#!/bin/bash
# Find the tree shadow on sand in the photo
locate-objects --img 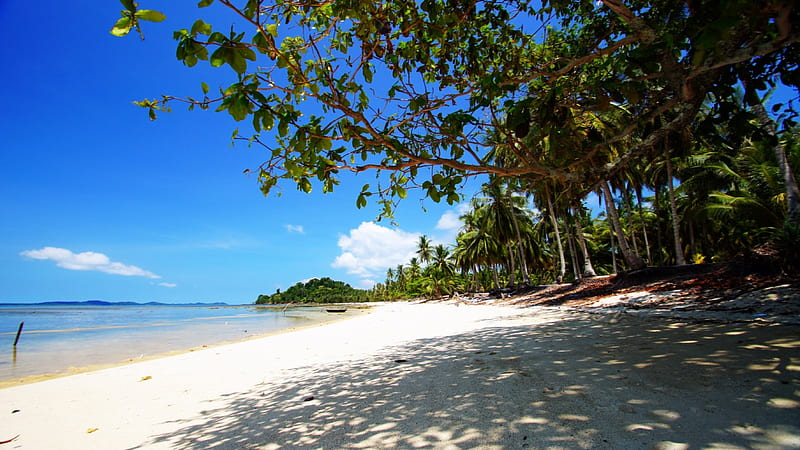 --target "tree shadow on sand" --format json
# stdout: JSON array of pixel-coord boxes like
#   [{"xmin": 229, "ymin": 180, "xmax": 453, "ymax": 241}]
[{"xmin": 136, "ymin": 314, "xmax": 800, "ymax": 449}]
